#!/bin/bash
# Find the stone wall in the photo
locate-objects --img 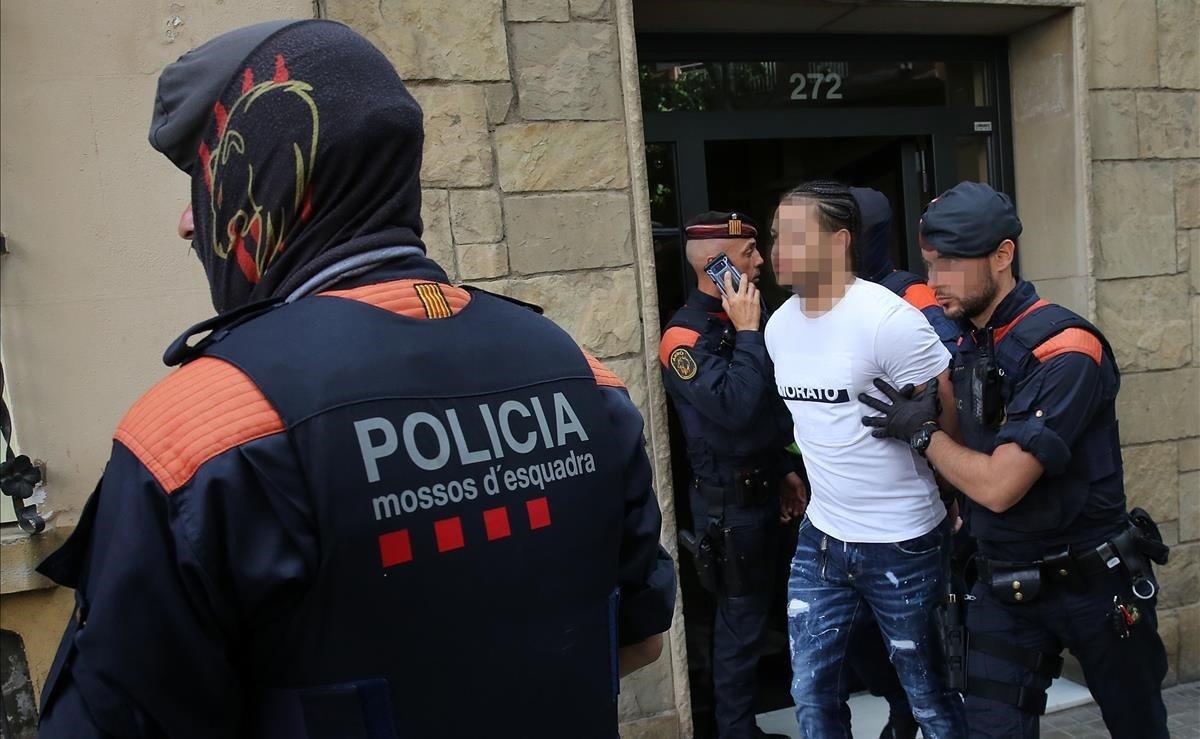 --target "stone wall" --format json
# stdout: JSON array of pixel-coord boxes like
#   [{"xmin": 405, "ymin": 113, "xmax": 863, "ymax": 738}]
[
  {"xmin": 319, "ymin": 0, "xmax": 684, "ymax": 734},
  {"xmin": 1087, "ymin": 0, "xmax": 1200, "ymax": 686}
]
